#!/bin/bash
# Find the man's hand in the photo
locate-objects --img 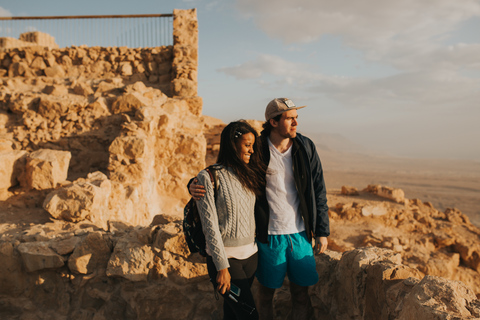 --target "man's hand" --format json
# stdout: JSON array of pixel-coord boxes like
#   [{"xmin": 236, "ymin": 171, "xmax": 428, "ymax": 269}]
[
  {"xmin": 189, "ymin": 177, "xmax": 206, "ymax": 200},
  {"xmin": 216, "ymin": 268, "xmax": 231, "ymax": 294},
  {"xmin": 314, "ymin": 236, "xmax": 328, "ymax": 255}
]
